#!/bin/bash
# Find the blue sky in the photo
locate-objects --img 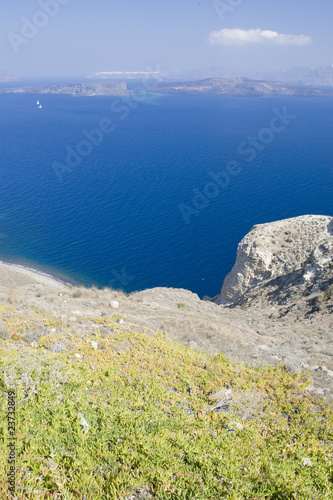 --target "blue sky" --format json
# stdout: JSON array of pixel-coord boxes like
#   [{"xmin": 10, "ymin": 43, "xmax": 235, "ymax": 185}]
[{"xmin": 1, "ymin": 0, "xmax": 332, "ymax": 78}]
